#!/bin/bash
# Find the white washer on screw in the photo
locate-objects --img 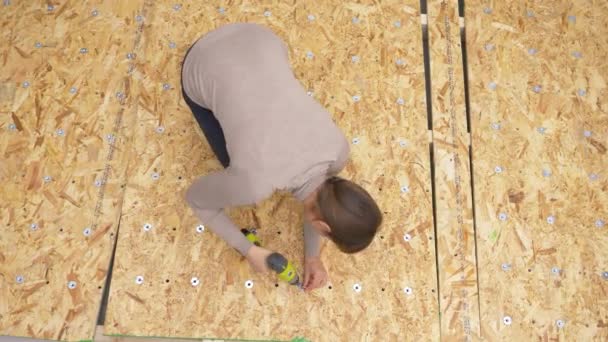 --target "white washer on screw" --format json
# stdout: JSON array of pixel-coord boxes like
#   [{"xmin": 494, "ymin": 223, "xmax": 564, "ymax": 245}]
[
  {"xmin": 403, "ymin": 287, "xmax": 413, "ymax": 295},
  {"xmin": 135, "ymin": 276, "xmax": 144, "ymax": 285},
  {"xmin": 143, "ymin": 223, "xmax": 153, "ymax": 232},
  {"xmin": 353, "ymin": 283, "xmax": 362, "ymax": 292},
  {"xmin": 245, "ymin": 280, "xmax": 254, "ymax": 289},
  {"xmin": 503, "ymin": 316, "xmax": 512, "ymax": 326},
  {"xmin": 68, "ymin": 281, "xmax": 77, "ymax": 289},
  {"xmin": 191, "ymin": 277, "xmax": 200, "ymax": 287},
  {"xmin": 556, "ymin": 319, "xmax": 566, "ymax": 329},
  {"xmin": 196, "ymin": 225, "xmax": 205, "ymax": 233},
  {"xmin": 403, "ymin": 233, "xmax": 412, "ymax": 242},
  {"xmin": 83, "ymin": 227, "xmax": 92, "ymax": 237}
]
